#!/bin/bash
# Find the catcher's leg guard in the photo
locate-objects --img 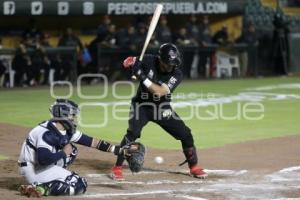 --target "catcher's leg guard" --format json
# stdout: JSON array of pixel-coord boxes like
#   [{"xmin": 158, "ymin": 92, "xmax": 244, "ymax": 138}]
[
  {"xmin": 65, "ymin": 172, "xmax": 87, "ymax": 195},
  {"xmin": 43, "ymin": 180, "xmax": 70, "ymax": 196},
  {"xmin": 74, "ymin": 177, "xmax": 87, "ymax": 194},
  {"xmin": 43, "ymin": 173, "xmax": 87, "ymax": 196}
]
